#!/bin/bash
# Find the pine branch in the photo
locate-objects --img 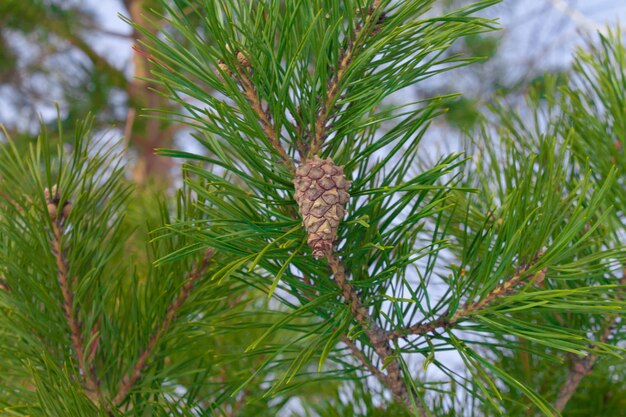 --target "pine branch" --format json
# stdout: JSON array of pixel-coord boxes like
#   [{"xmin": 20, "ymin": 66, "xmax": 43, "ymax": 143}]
[
  {"xmin": 110, "ymin": 248, "xmax": 214, "ymax": 407},
  {"xmin": 309, "ymin": 0, "xmax": 385, "ymax": 156},
  {"xmin": 220, "ymin": 50, "xmax": 294, "ymax": 170},
  {"xmin": 47, "ymin": 188, "xmax": 102, "ymax": 402},
  {"xmin": 0, "ymin": 188, "xmax": 23, "ymax": 212},
  {"xmin": 327, "ymin": 254, "xmax": 426, "ymax": 416},
  {"xmin": 552, "ymin": 268, "xmax": 626, "ymax": 413},
  {"xmin": 450, "ymin": 259, "xmax": 547, "ymax": 323},
  {"xmin": 340, "ymin": 335, "xmax": 387, "ymax": 385},
  {"xmin": 387, "ymin": 315, "xmax": 451, "ymax": 341},
  {"xmin": 387, "ymin": 252, "xmax": 547, "ymax": 341},
  {"xmin": 552, "ymin": 337, "xmax": 604, "ymax": 414},
  {"xmin": 239, "ymin": 71, "xmax": 293, "ymax": 170},
  {"xmin": 298, "ymin": 271, "xmax": 387, "ymax": 387}
]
